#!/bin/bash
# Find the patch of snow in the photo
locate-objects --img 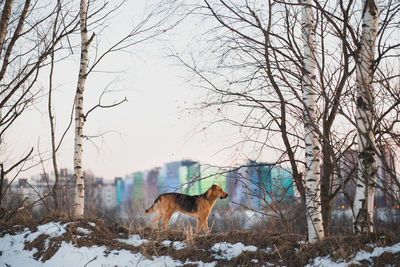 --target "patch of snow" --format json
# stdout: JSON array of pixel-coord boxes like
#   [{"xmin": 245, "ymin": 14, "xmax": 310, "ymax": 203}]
[
  {"xmin": 307, "ymin": 243, "xmax": 400, "ymax": 267},
  {"xmin": 306, "ymin": 255, "xmax": 347, "ymax": 267},
  {"xmin": 0, "ymin": 232, "xmax": 42, "ymax": 267},
  {"xmin": 184, "ymin": 259, "xmax": 217, "ymax": 267},
  {"xmin": 26, "ymin": 222, "xmax": 69, "ymax": 242},
  {"xmin": 45, "ymin": 242, "xmax": 182, "ymax": 267},
  {"xmin": 162, "ymin": 240, "xmax": 172, "ymax": 246},
  {"xmin": 162, "ymin": 240, "xmax": 186, "ymax": 250},
  {"xmin": 172, "ymin": 241, "xmax": 186, "ymax": 250},
  {"xmin": 251, "ymin": 259, "xmax": 259, "ymax": 263},
  {"xmin": 353, "ymin": 243, "xmax": 400, "ymax": 263},
  {"xmin": 211, "ymin": 242, "xmax": 257, "ymax": 260},
  {"xmin": 88, "ymin": 222, "xmax": 96, "ymax": 227},
  {"xmin": 116, "ymin": 234, "xmax": 148, "ymax": 247},
  {"xmin": 76, "ymin": 227, "xmax": 92, "ymax": 235},
  {"xmin": 44, "ymin": 239, "xmax": 50, "ymax": 252}
]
